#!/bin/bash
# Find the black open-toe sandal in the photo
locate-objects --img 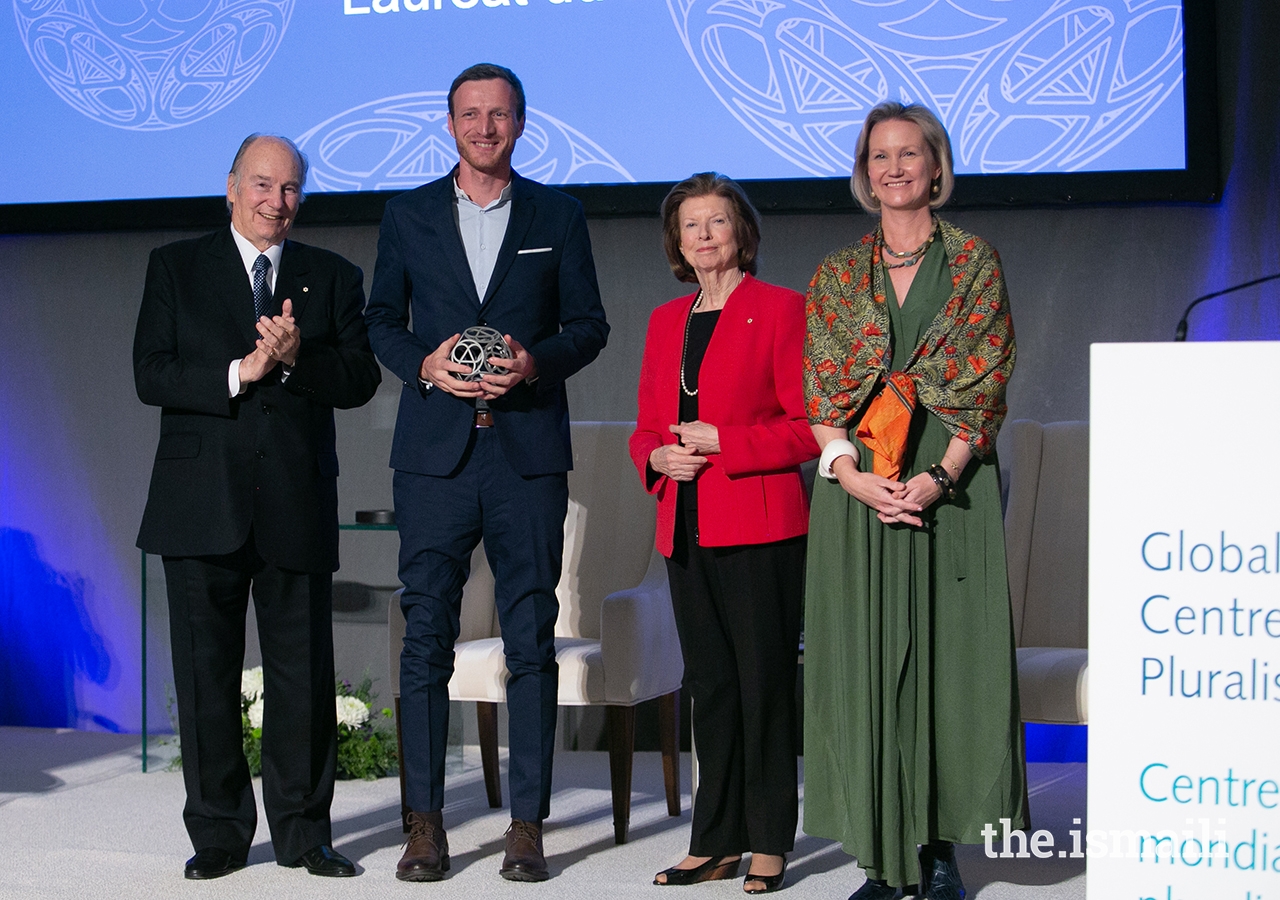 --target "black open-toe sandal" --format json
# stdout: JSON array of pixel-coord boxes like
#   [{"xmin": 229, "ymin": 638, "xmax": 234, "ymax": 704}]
[
  {"xmin": 743, "ymin": 856, "xmax": 787, "ymax": 894},
  {"xmin": 654, "ymin": 856, "xmax": 742, "ymax": 886}
]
